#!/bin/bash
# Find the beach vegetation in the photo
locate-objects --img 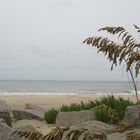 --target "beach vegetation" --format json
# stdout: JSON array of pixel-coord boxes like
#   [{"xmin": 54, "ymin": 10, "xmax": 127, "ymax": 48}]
[
  {"xmin": 11, "ymin": 121, "xmax": 139, "ymax": 140},
  {"xmin": 44, "ymin": 95, "xmax": 133, "ymax": 124},
  {"xmin": 11, "ymin": 126, "xmax": 106, "ymax": 140},
  {"xmin": 60, "ymin": 103, "xmax": 83, "ymax": 112},
  {"xmin": 83, "ymin": 25, "xmax": 140, "ymax": 101},
  {"xmin": 44, "ymin": 108, "xmax": 59, "ymax": 124},
  {"xmin": 95, "ymin": 104, "xmax": 120, "ymax": 124},
  {"xmin": 60, "ymin": 101, "xmax": 96, "ymax": 112},
  {"xmin": 94, "ymin": 95, "xmax": 133, "ymax": 120}
]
